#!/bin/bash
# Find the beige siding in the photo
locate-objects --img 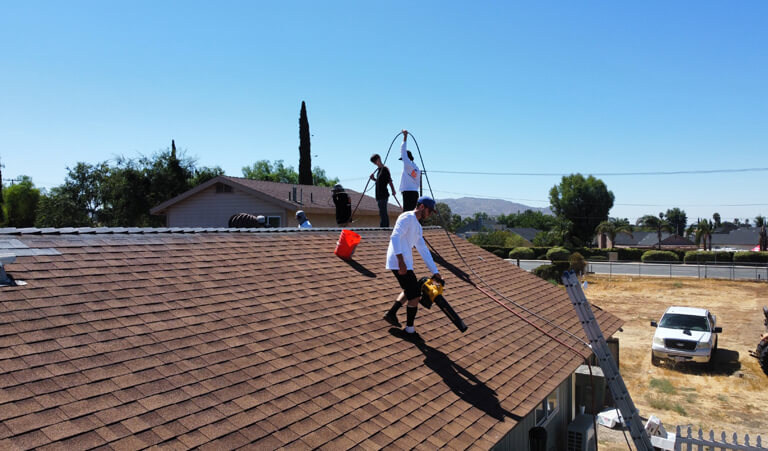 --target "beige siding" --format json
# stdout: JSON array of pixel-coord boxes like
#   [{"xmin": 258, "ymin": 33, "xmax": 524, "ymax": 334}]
[{"xmin": 166, "ymin": 185, "xmax": 284, "ymax": 227}]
